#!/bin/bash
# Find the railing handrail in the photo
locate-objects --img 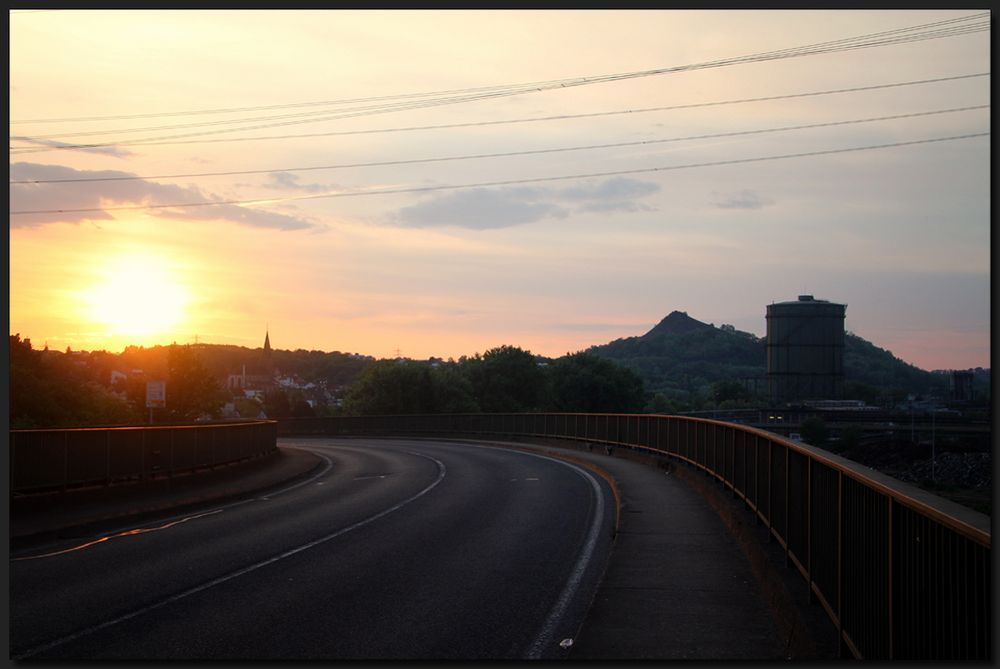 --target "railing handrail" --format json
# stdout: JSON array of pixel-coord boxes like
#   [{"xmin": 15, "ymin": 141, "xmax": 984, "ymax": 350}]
[
  {"xmin": 611, "ymin": 413, "xmax": 991, "ymax": 547},
  {"xmin": 10, "ymin": 419, "xmax": 273, "ymax": 433},
  {"xmin": 10, "ymin": 420, "xmax": 278, "ymax": 494}
]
